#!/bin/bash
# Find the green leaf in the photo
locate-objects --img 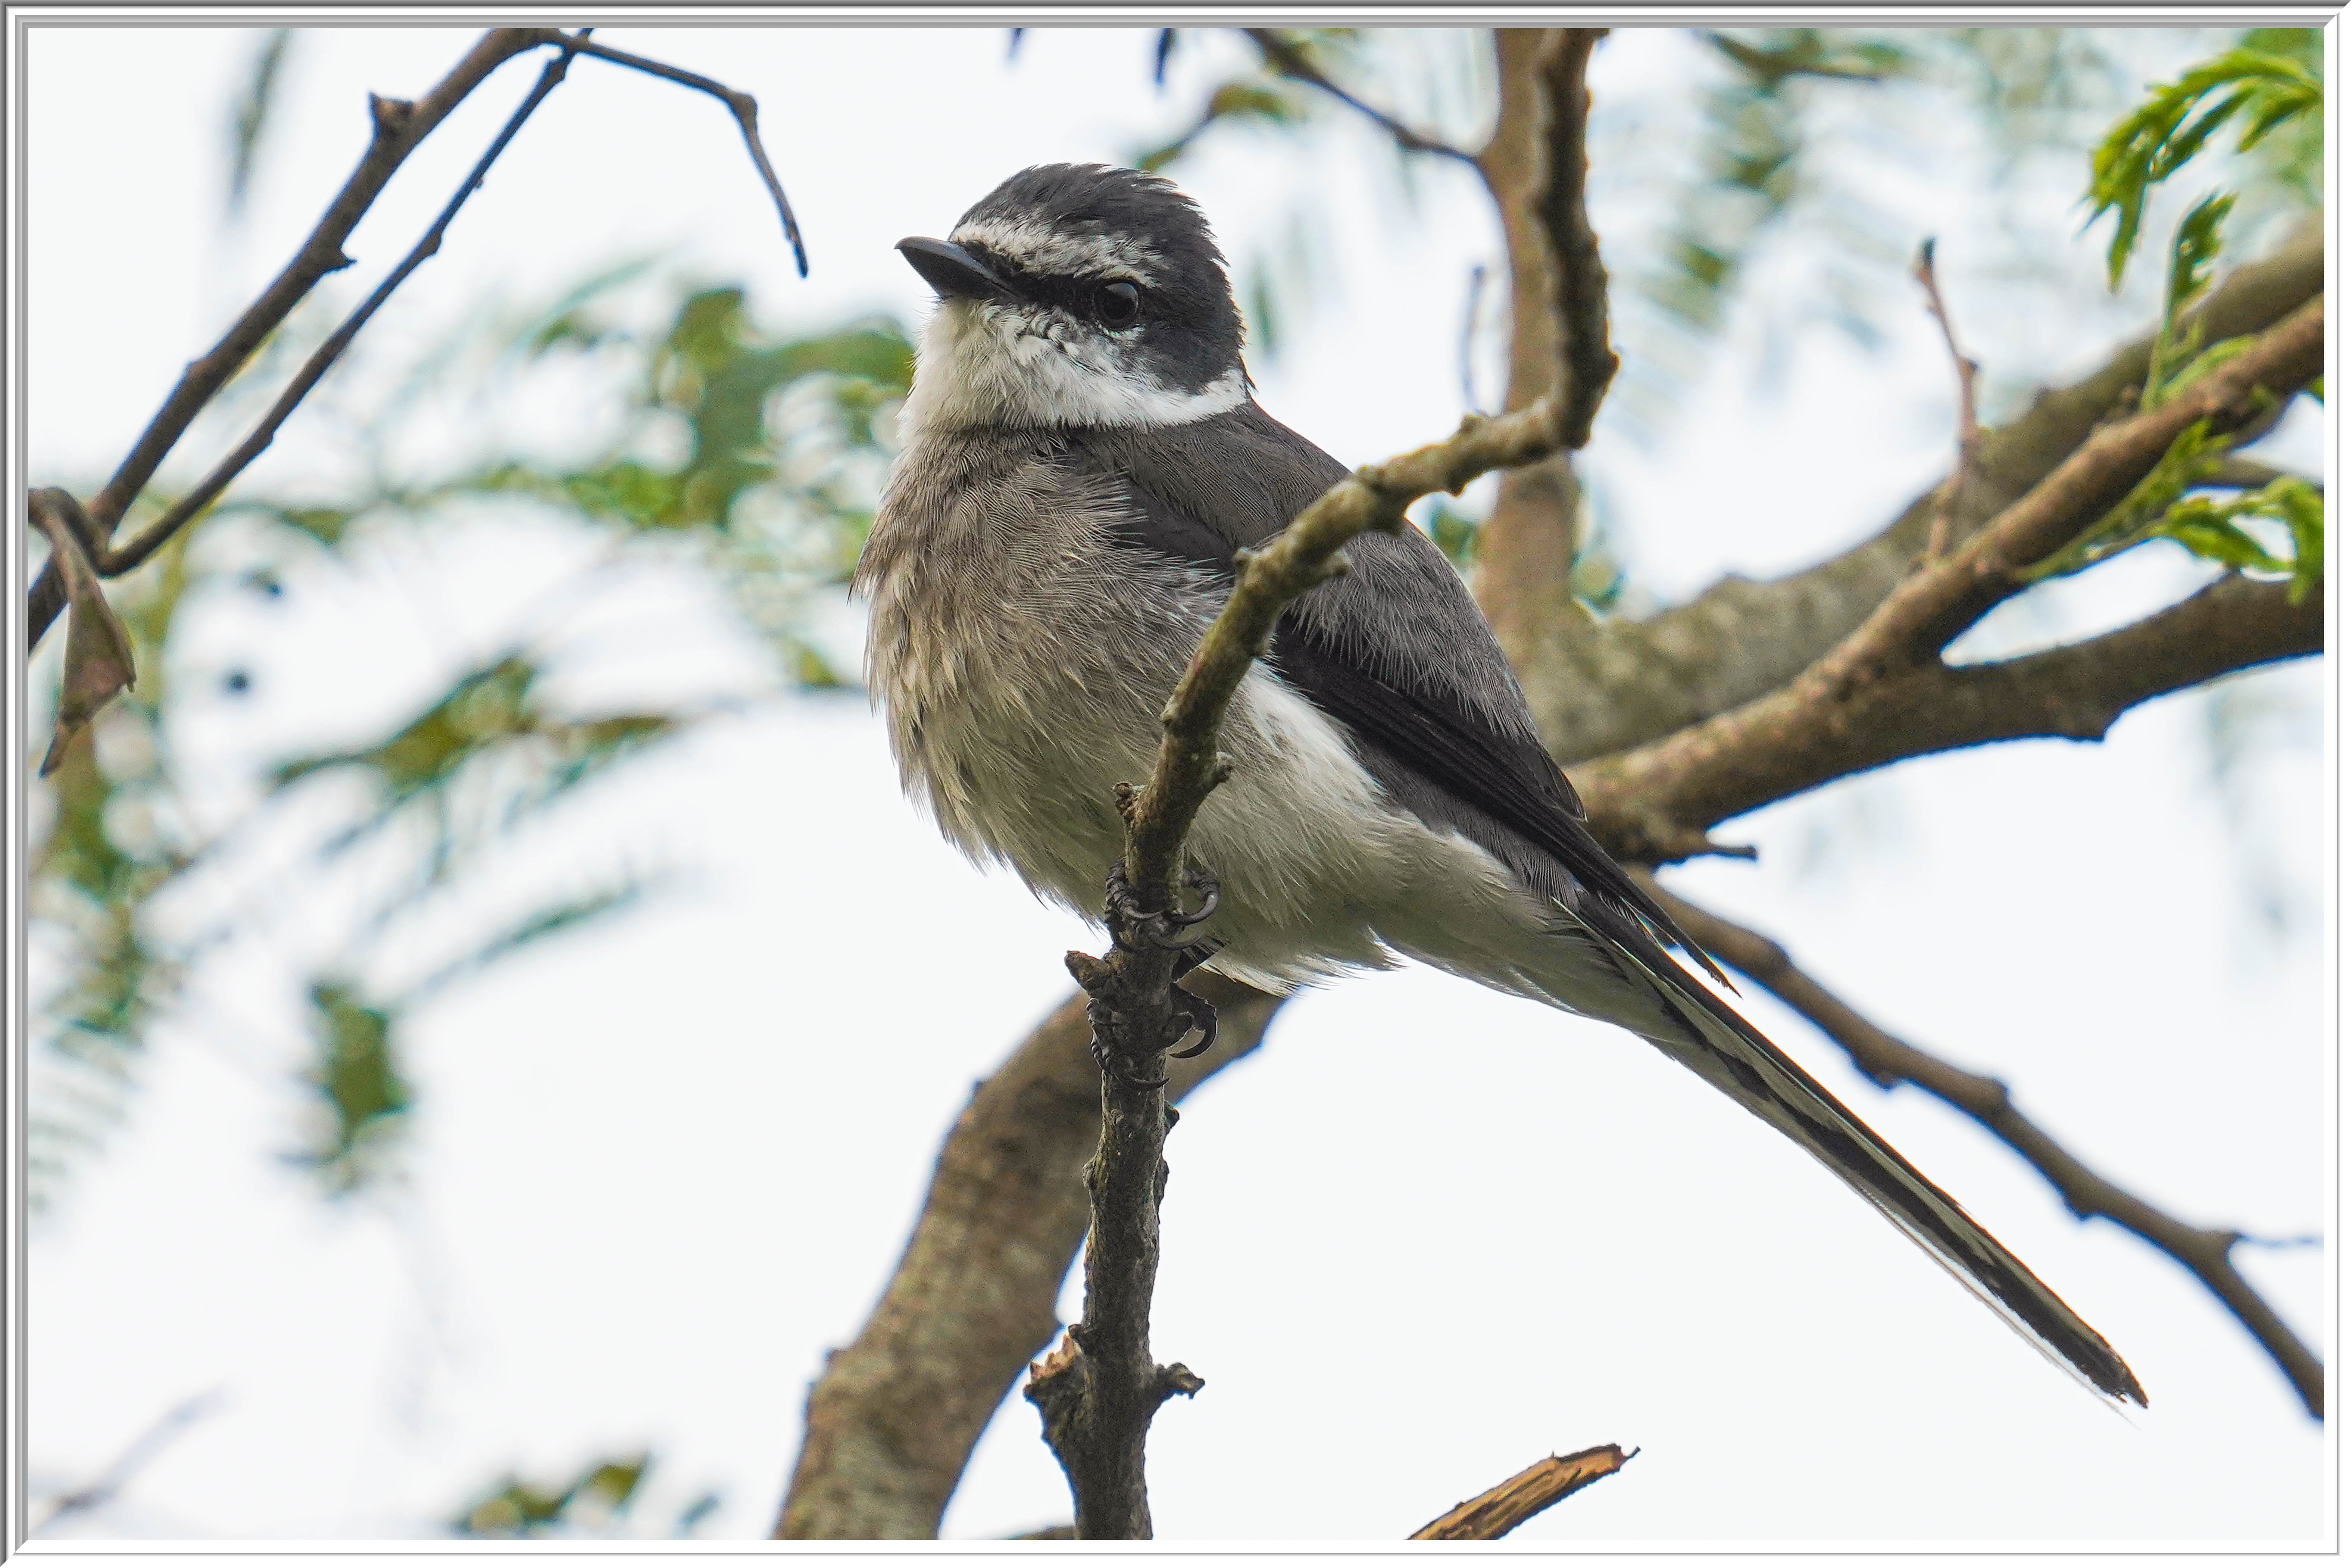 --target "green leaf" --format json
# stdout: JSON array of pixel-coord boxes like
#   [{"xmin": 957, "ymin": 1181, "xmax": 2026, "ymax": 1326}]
[
  {"xmin": 413, "ymin": 885, "xmax": 647, "ymax": 999},
  {"xmin": 2025, "ymin": 418, "xmax": 2231, "ymax": 581},
  {"xmin": 2140, "ymin": 191, "xmax": 2237, "ymax": 412},
  {"xmin": 2153, "ymin": 475, "xmax": 2326, "ymax": 602},
  {"xmin": 2164, "ymin": 190, "xmax": 2233, "ymax": 318},
  {"xmin": 2089, "ymin": 45, "xmax": 2321, "ymax": 287}
]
